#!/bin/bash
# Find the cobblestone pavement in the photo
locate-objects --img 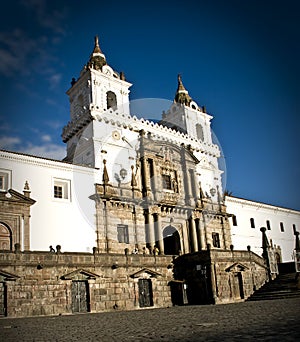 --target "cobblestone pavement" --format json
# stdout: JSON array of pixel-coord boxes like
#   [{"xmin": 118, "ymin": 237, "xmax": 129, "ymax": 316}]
[{"xmin": 0, "ymin": 298, "xmax": 299, "ymax": 341}]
